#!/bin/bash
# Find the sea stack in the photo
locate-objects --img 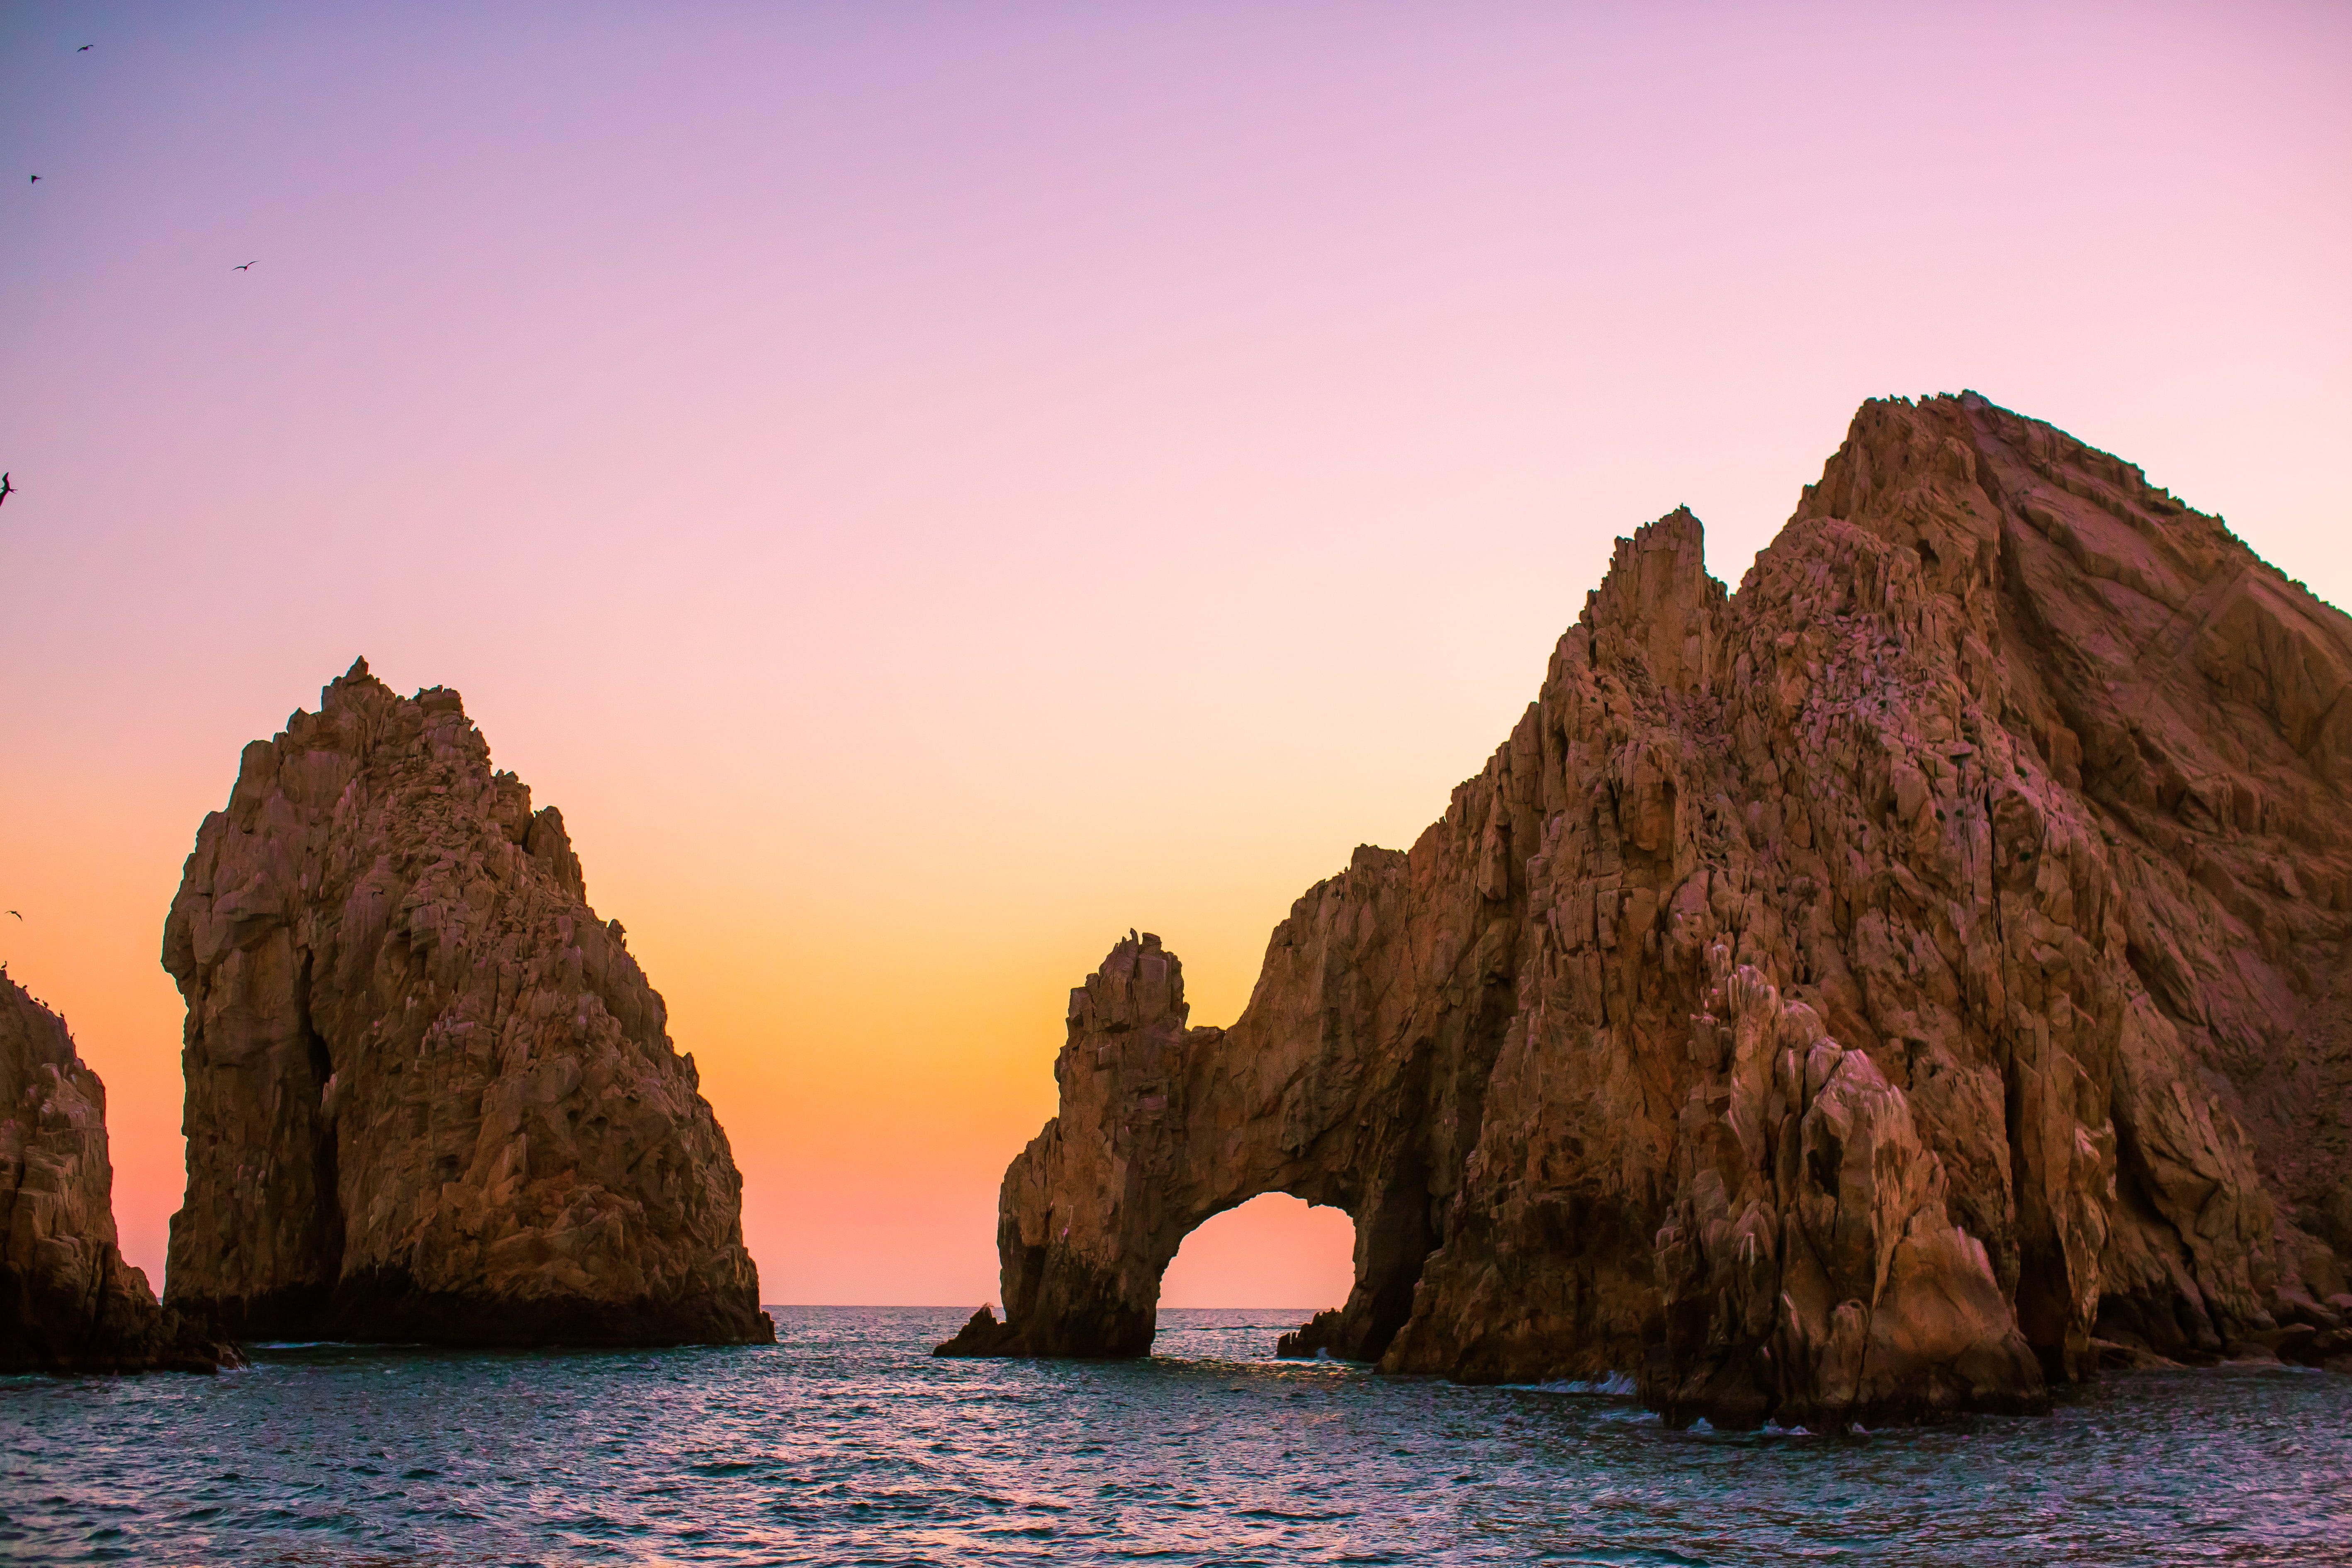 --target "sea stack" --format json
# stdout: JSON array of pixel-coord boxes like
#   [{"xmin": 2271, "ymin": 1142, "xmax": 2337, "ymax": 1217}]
[
  {"xmin": 938, "ymin": 394, "xmax": 2352, "ymax": 1427},
  {"xmin": 162, "ymin": 663, "xmax": 773, "ymax": 1347},
  {"xmin": 2, "ymin": 974, "xmax": 231, "ymax": 1372}
]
